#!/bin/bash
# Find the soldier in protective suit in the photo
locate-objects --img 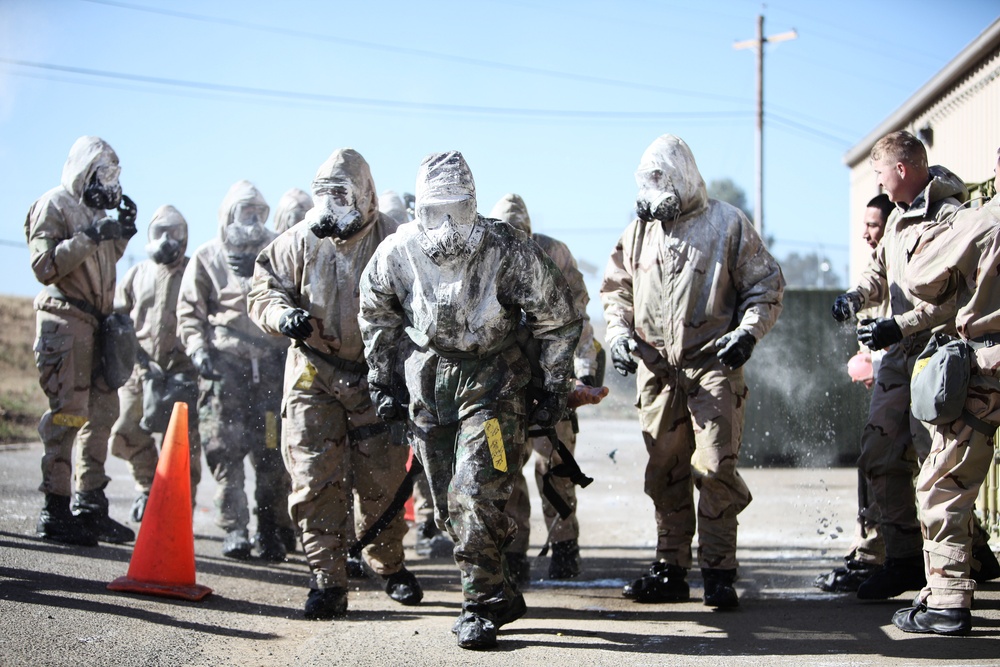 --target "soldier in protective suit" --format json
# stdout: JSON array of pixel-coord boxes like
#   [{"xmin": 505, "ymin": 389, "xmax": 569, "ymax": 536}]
[
  {"xmin": 26, "ymin": 136, "xmax": 138, "ymax": 546},
  {"xmin": 490, "ymin": 193, "xmax": 599, "ymax": 583},
  {"xmin": 177, "ymin": 180, "xmax": 293, "ymax": 562},
  {"xmin": 248, "ymin": 148, "xmax": 423, "ymax": 619},
  {"xmin": 359, "ymin": 151, "xmax": 581, "ymax": 650},
  {"xmin": 601, "ymin": 134, "xmax": 784, "ymax": 609},
  {"xmin": 109, "ymin": 205, "xmax": 201, "ymax": 523},
  {"xmin": 273, "ymin": 188, "xmax": 313, "ymax": 235}
]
